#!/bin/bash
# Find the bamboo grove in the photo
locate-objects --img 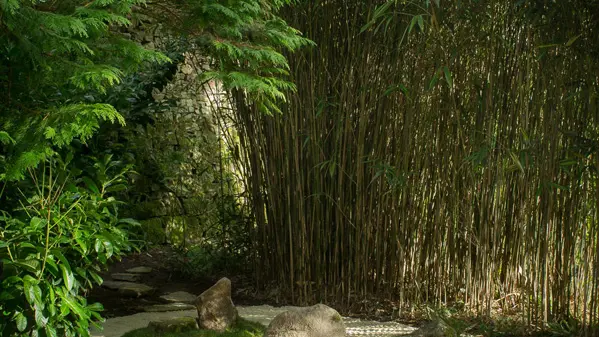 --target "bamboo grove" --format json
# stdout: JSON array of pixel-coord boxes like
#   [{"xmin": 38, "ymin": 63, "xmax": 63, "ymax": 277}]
[{"xmin": 224, "ymin": 0, "xmax": 599, "ymax": 328}]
